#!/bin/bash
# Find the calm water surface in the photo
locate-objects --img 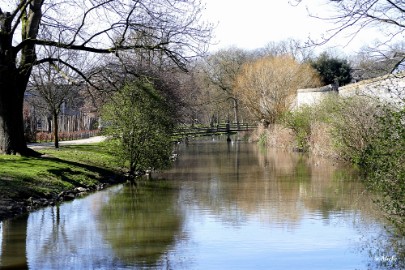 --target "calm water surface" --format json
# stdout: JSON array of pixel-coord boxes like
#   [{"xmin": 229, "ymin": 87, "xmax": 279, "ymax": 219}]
[{"xmin": 0, "ymin": 138, "xmax": 399, "ymax": 269}]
